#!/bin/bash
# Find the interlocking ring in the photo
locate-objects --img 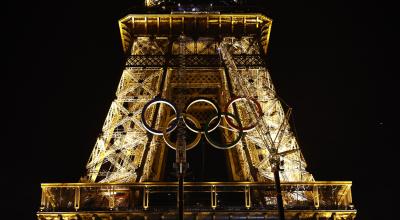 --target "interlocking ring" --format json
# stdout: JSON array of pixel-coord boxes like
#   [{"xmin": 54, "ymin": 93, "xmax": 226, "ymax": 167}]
[
  {"xmin": 141, "ymin": 97, "xmax": 259, "ymax": 150},
  {"xmin": 141, "ymin": 98, "xmax": 179, "ymax": 135},
  {"xmin": 183, "ymin": 98, "xmax": 221, "ymax": 134},
  {"xmin": 225, "ymin": 97, "xmax": 263, "ymax": 132},
  {"xmin": 162, "ymin": 113, "xmax": 202, "ymax": 150},
  {"xmin": 204, "ymin": 112, "xmax": 244, "ymax": 150}
]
